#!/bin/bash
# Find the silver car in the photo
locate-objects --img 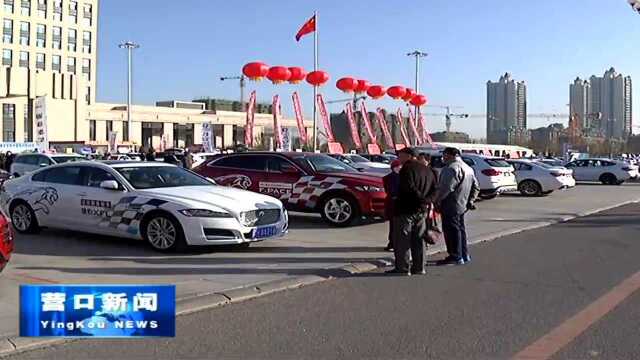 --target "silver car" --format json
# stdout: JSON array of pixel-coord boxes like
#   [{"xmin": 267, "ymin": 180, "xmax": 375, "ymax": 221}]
[{"xmin": 10, "ymin": 153, "xmax": 85, "ymax": 177}]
